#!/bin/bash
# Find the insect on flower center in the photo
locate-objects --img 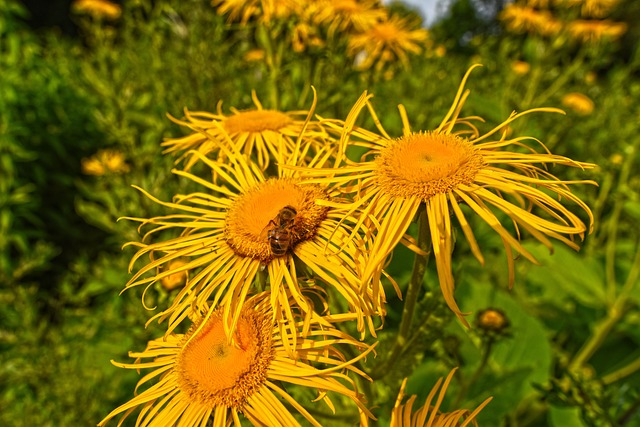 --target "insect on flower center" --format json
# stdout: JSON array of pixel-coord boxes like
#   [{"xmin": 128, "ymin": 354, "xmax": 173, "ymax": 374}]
[
  {"xmin": 224, "ymin": 110, "xmax": 293, "ymax": 134},
  {"xmin": 224, "ymin": 178, "xmax": 329, "ymax": 263},
  {"xmin": 376, "ymin": 131, "xmax": 484, "ymax": 200},
  {"xmin": 176, "ymin": 306, "xmax": 273, "ymax": 408}
]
